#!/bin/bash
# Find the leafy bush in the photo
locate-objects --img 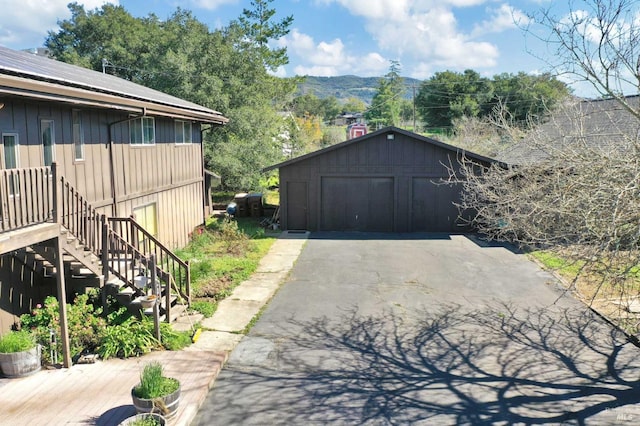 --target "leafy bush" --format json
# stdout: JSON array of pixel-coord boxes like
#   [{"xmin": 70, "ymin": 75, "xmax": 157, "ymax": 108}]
[
  {"xmin": 20, "ymin": 294, "xmax": 106, "ymax": 363},
  {"xmin": 158, "ymin": 322, "xmax": 192, "ymax": 351},
  {"xmin": 0, "ymin": 330, "xmax": 36, "ymax": 353},
  {"xmin": 216, "ymin": 217, "xmax": 249, "ymax": 255},
  {"xmin": 126, "ymin": 415, "xmax": 163, "ymax": 426},
  {"xmin": 133, "ymin": 361, "xmax": 180, "ymax": 399},
  {"xmin": 98, "ymin": 317, "xmax": 160, "ymax": 360}
]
